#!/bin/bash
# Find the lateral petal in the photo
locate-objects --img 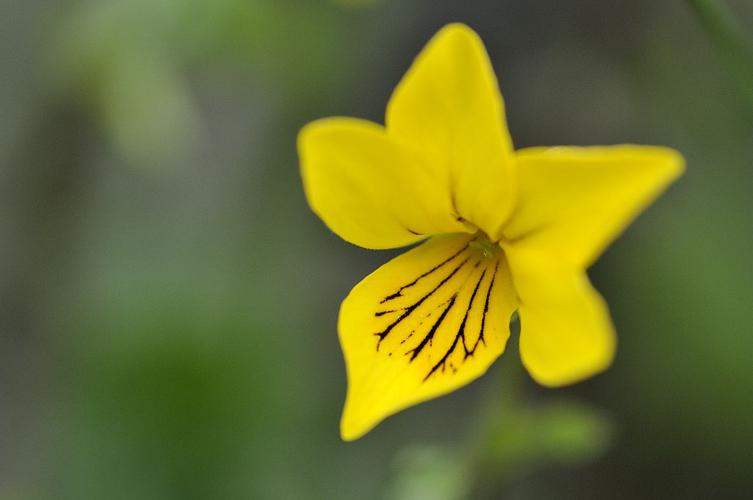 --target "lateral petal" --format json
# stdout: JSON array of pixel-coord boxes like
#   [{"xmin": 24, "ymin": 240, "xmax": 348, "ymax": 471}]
[
  {"xmin": 504, "ymin": 146, "xmax": 684, "ymax": 266},
  {"xmin": 504, "ymin": 245, "xmax": 617, "ymax": 387},
  {"xmin": 339, "ymin": 233, "xmax": 517, "ymax": 440},
  {"xmin": 298, "ymin": 118, "xmax": 469, "ymax": 250},
  {"xmin": 386, "ymin": 23, "xmax": 516, "ymax": 239}
]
